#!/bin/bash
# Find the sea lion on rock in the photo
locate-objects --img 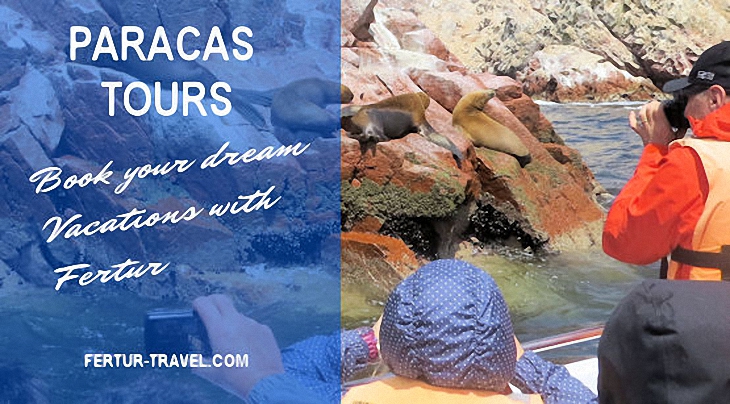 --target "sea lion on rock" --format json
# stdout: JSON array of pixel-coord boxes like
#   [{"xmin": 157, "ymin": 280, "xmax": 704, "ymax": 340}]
[
  {"xmin": 344, "ymin": 107, "xmax": 418, "ymax": 143},
  {"xmin": 341, "ymin": 92, "xmax": 464, "ymax": 167},
  {"xmin": 341, "ymin": 84, "xmax": 354, "ymax": 104},
  {"xmin": 270, "ymin": 78, "xmax": 348, "ymax": 143},
  {"xmin": 452, "ymin": 90, "xmax": 532, "ymax": 168}
]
